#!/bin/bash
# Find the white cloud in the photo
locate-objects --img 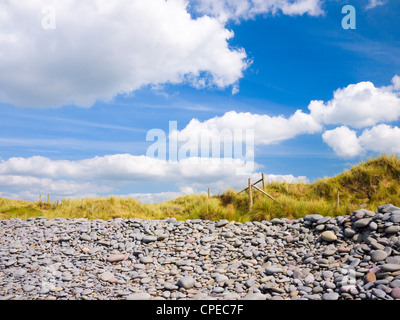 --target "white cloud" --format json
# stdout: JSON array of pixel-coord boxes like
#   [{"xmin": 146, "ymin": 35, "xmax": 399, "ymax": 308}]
[
  {"xmin": 309, "ymin": 75, "xmax": 400, "ymax": 129},
  {"xmin": 0, "ymin": 154, "xmax": 307, "ymax": 202},
  {"xmin": 358, "ymin": 124, "xmax": 400, "ymax": 155},
  {"xmin": 173, "ymin": 110, "xmax": 322, "ymax": 150},
  {"xmin": 322, "ymin": 124, "xmax": 400, "ymax": 158},
  {"xmin": 0, "ymin": 0, "xmax": 249, "ymax": 108},
  {"xmin": 192, "ymin": 0, "xmax": 324, "ymax": 22},
  {"xmin": 322, "ymin": 126, "xmax": 362, "ymax": 158},
  {"xmin": 366, "ymin": 0, "xmax": 385, "ymax": 10}
]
